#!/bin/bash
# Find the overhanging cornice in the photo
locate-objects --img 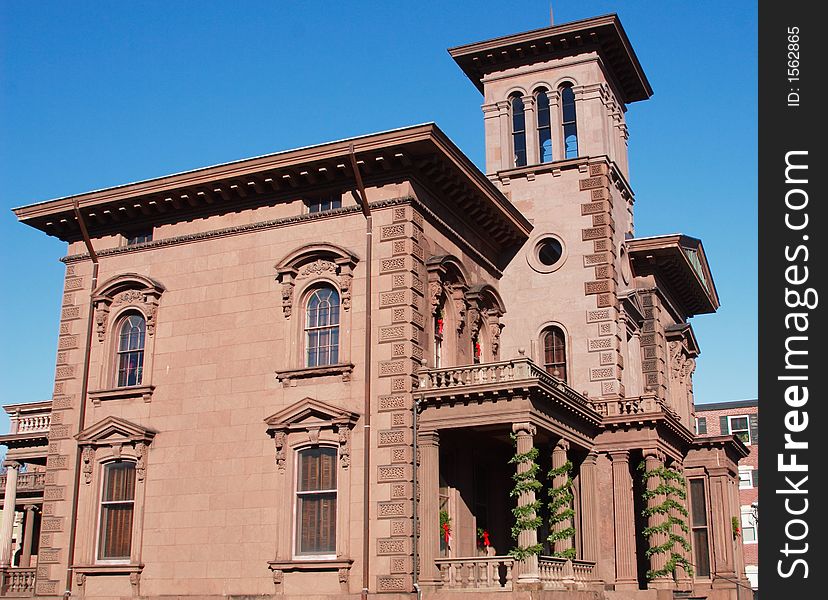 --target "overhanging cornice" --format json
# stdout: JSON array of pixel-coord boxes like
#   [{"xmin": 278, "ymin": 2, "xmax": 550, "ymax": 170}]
[
  {"xmin": 449, "ymin": 14, "xmax": 652, "ymax": 104},
  {"xmin": 13, "ymin": 124, "xmax": 532, "ymax": 253}
]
